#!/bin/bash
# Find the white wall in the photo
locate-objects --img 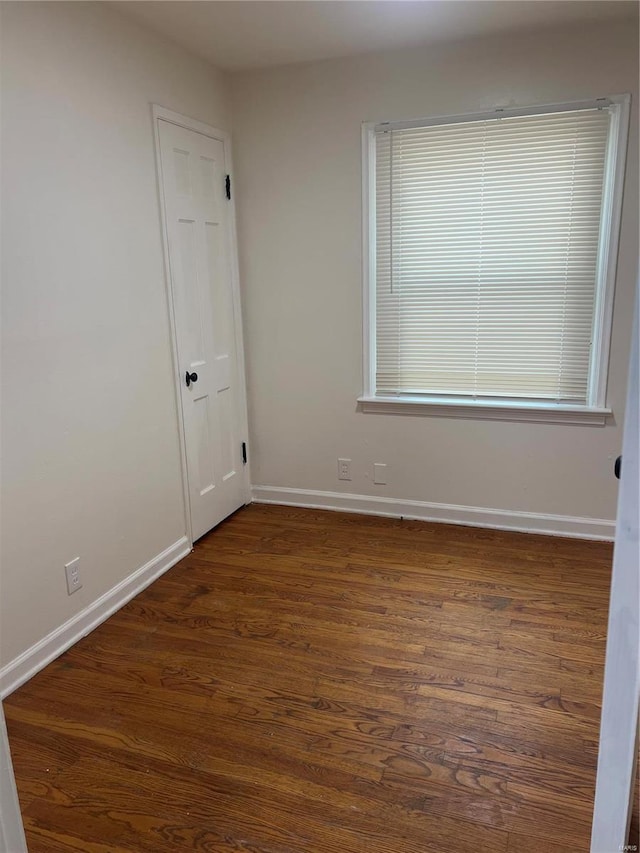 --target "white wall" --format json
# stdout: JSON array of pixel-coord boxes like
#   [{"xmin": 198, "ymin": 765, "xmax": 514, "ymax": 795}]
[
  {"xmin": 231, "ymin": 18, "xmax": 639, "ymax": 526},
  {"xmin": 0, "ymin": 2, "xmax": 231, "ymax": 671}
]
